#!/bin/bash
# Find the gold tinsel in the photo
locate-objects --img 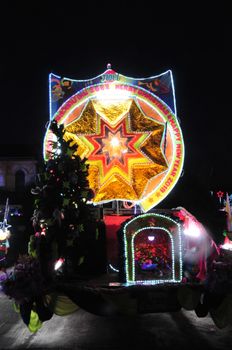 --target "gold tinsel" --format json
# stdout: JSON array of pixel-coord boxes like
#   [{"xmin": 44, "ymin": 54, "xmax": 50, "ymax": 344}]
[
  {"xmin": 94, "ymin": 174, "xmax": 138, "ymax": 202},
  {"xmin": 132, "ymin": 164, "xmax": 167, "ymax": 197},
  {"xmin": 65, "ymin": 100, "xmax": 97, "ymax": 135},
  {"xmin": 141, "ymin": 129, "xmax": 167, "ymax": 166},
  {"xmin": 92, "ymin": 99, "xmax": 132, "ymax": 125},
  {"xmin": 129, "ymin": 100, "xmax": 162, "ymax": 132},
  {"xmin": 63, "ymin": 132, "xmax": 90, "ymax": 159}
]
